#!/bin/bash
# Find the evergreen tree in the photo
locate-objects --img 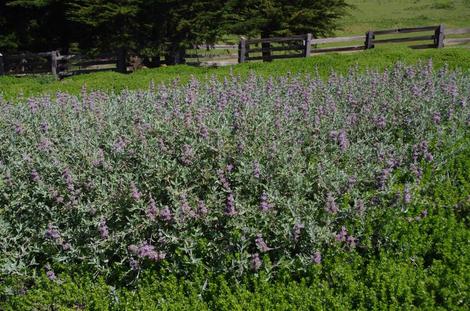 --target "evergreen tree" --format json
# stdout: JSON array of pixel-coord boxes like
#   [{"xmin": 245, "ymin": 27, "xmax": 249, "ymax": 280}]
[
  {"xmin": 0, "ymin": 0, "xmax": 348, "ymax": 67},
  {"xmin": 223, "ymin": 0, "xmax": 349, "ymax": 60},
  {"xmin": 1, "ymin": 0, "xmax": 84, "ymax": 53},
  {"xmin": 158, "ymin": 0, "xmax": 224, "ymax": 65},
  {"xmin": 224, "ymin": 0, "xmax": 349, "ymax": 38}
]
